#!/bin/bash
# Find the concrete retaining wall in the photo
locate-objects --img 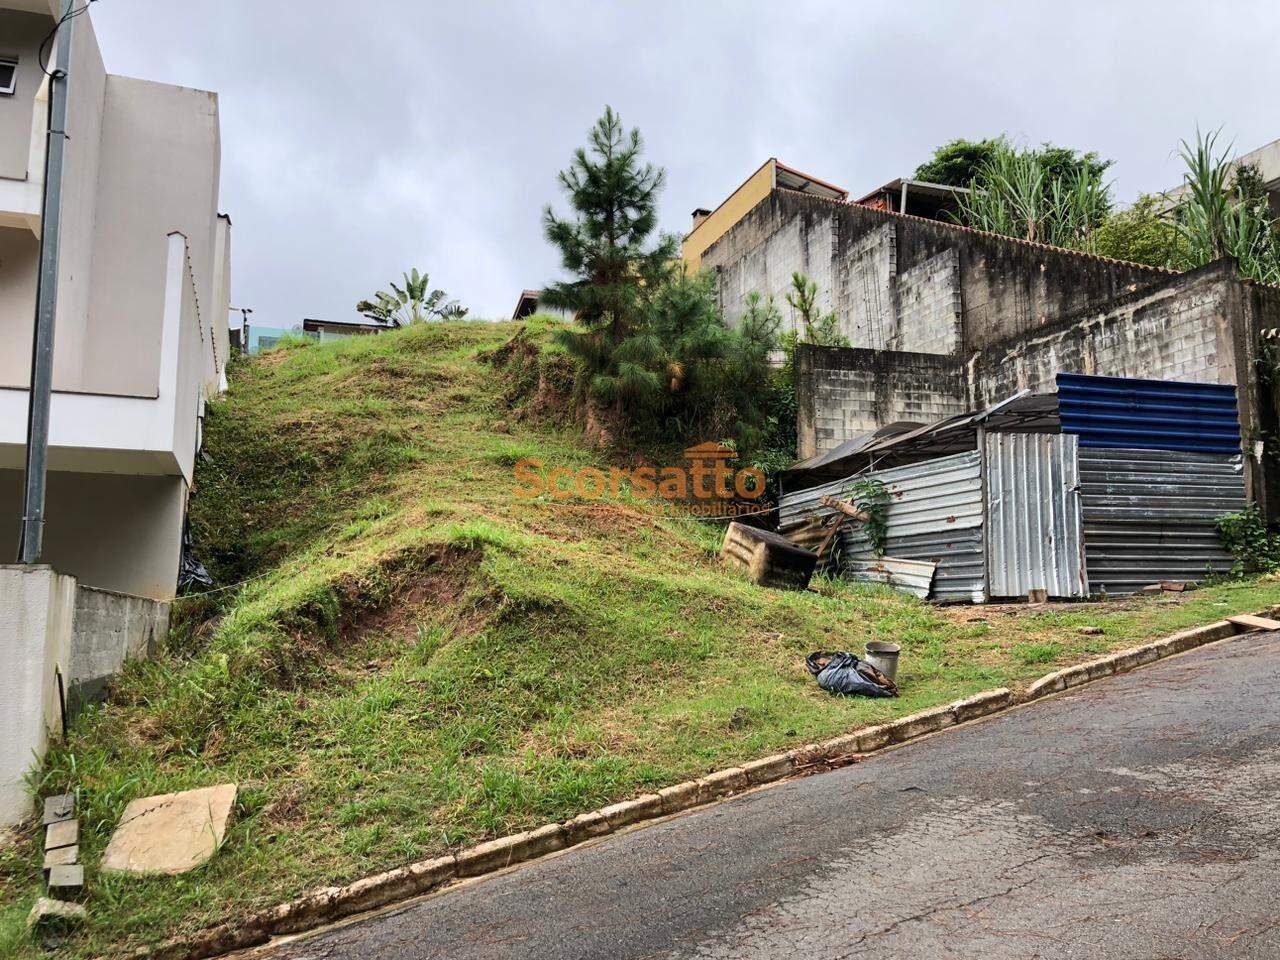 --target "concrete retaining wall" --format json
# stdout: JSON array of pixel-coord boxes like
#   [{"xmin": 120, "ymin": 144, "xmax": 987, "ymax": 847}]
[
  {"xmin": 0, "ymin": 567, "xmax": 169, "ymax": 829},
  {"xmin": 796, "ymin": 347, "xmax": 968, "ymax": 458},
  {"xmin": 0, "ymin": 566, "xmax": 76, "ymax": 830},
  {"xmin": 702, "ymin": 189, "xmax": 1168, "ymax": 355},
  {"xmin": 794, "ymin": 263, "xmax": 1249, "ymax": 457}
]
